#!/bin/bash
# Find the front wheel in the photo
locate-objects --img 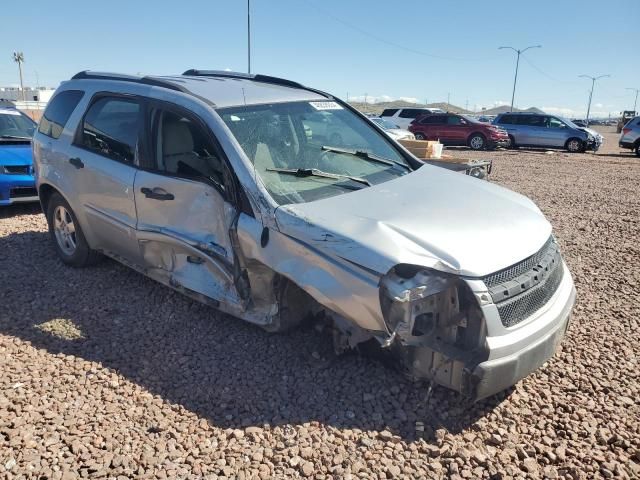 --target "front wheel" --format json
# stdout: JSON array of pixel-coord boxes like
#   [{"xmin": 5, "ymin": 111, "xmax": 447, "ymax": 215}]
[
  {"xmin": 635, "ymin": 143, "xmax": 640, "ymax": 157},
  {"xmin": 46, "ymin": 192, "xmax": 101, "ymax": 267},
  {"xmin": 468, "ymin": 134, "xmax": 486, "ymax": 150},
  {"xmin": 414, "ymin": 132, "xmax": 426, "ymax": 140},
  {"xmin": 566, "ymin": 138, "xmax": 584, "ymax": 153}
]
